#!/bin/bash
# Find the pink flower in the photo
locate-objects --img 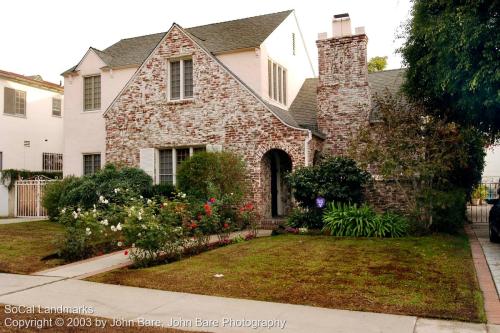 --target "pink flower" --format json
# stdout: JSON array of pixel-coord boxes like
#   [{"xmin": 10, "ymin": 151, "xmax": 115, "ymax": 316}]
[{"xmin": 209, "ymin": 197, "xmax": 216, "ymax": 203}]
